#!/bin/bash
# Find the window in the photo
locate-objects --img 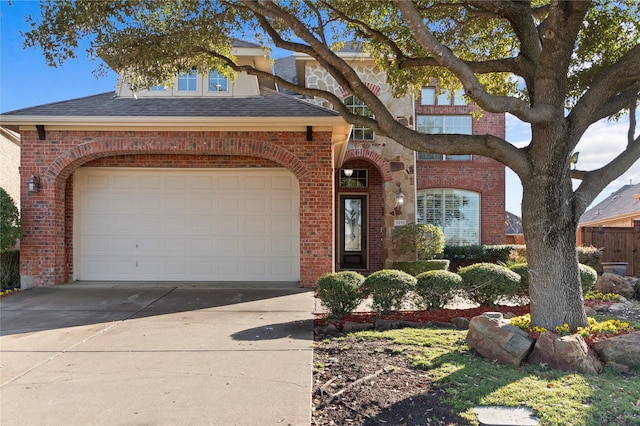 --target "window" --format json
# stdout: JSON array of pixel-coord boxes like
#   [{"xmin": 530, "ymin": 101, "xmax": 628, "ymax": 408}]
[
  {"xmin": 421, "ymin": 87, "xmax": 435, "ymax": 105},
  {"xmin": 344, "ymin": 96, "xmax": 374, "ymax": 140},
  {"xmin": 416, "ymin": 115, "xmax": 472, "ymax": 160},
  {"xmin": 453, "ymin": 89, "xmax": 468, "ymax": 105},
  {"xmin": 177, "ymin": 70, "xmax": 197, "ymax": 91},
  {"xmin": 149, "ymin": 85, "xmax": 168, "ymax": 92},
  {"xmin": 208, "ymin": 70, "xmax": 229, "ymax": 92},
  {"xmin": 339, "ymin": 169, "xmax": 368, "ymax": 188},
  {"xmin": 437, "ymin": 89, "xmax": 451, "ymax": 105},
  {"xmin": 416, "ymin": 189, "xmax": 480, "ymax": 245}
]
